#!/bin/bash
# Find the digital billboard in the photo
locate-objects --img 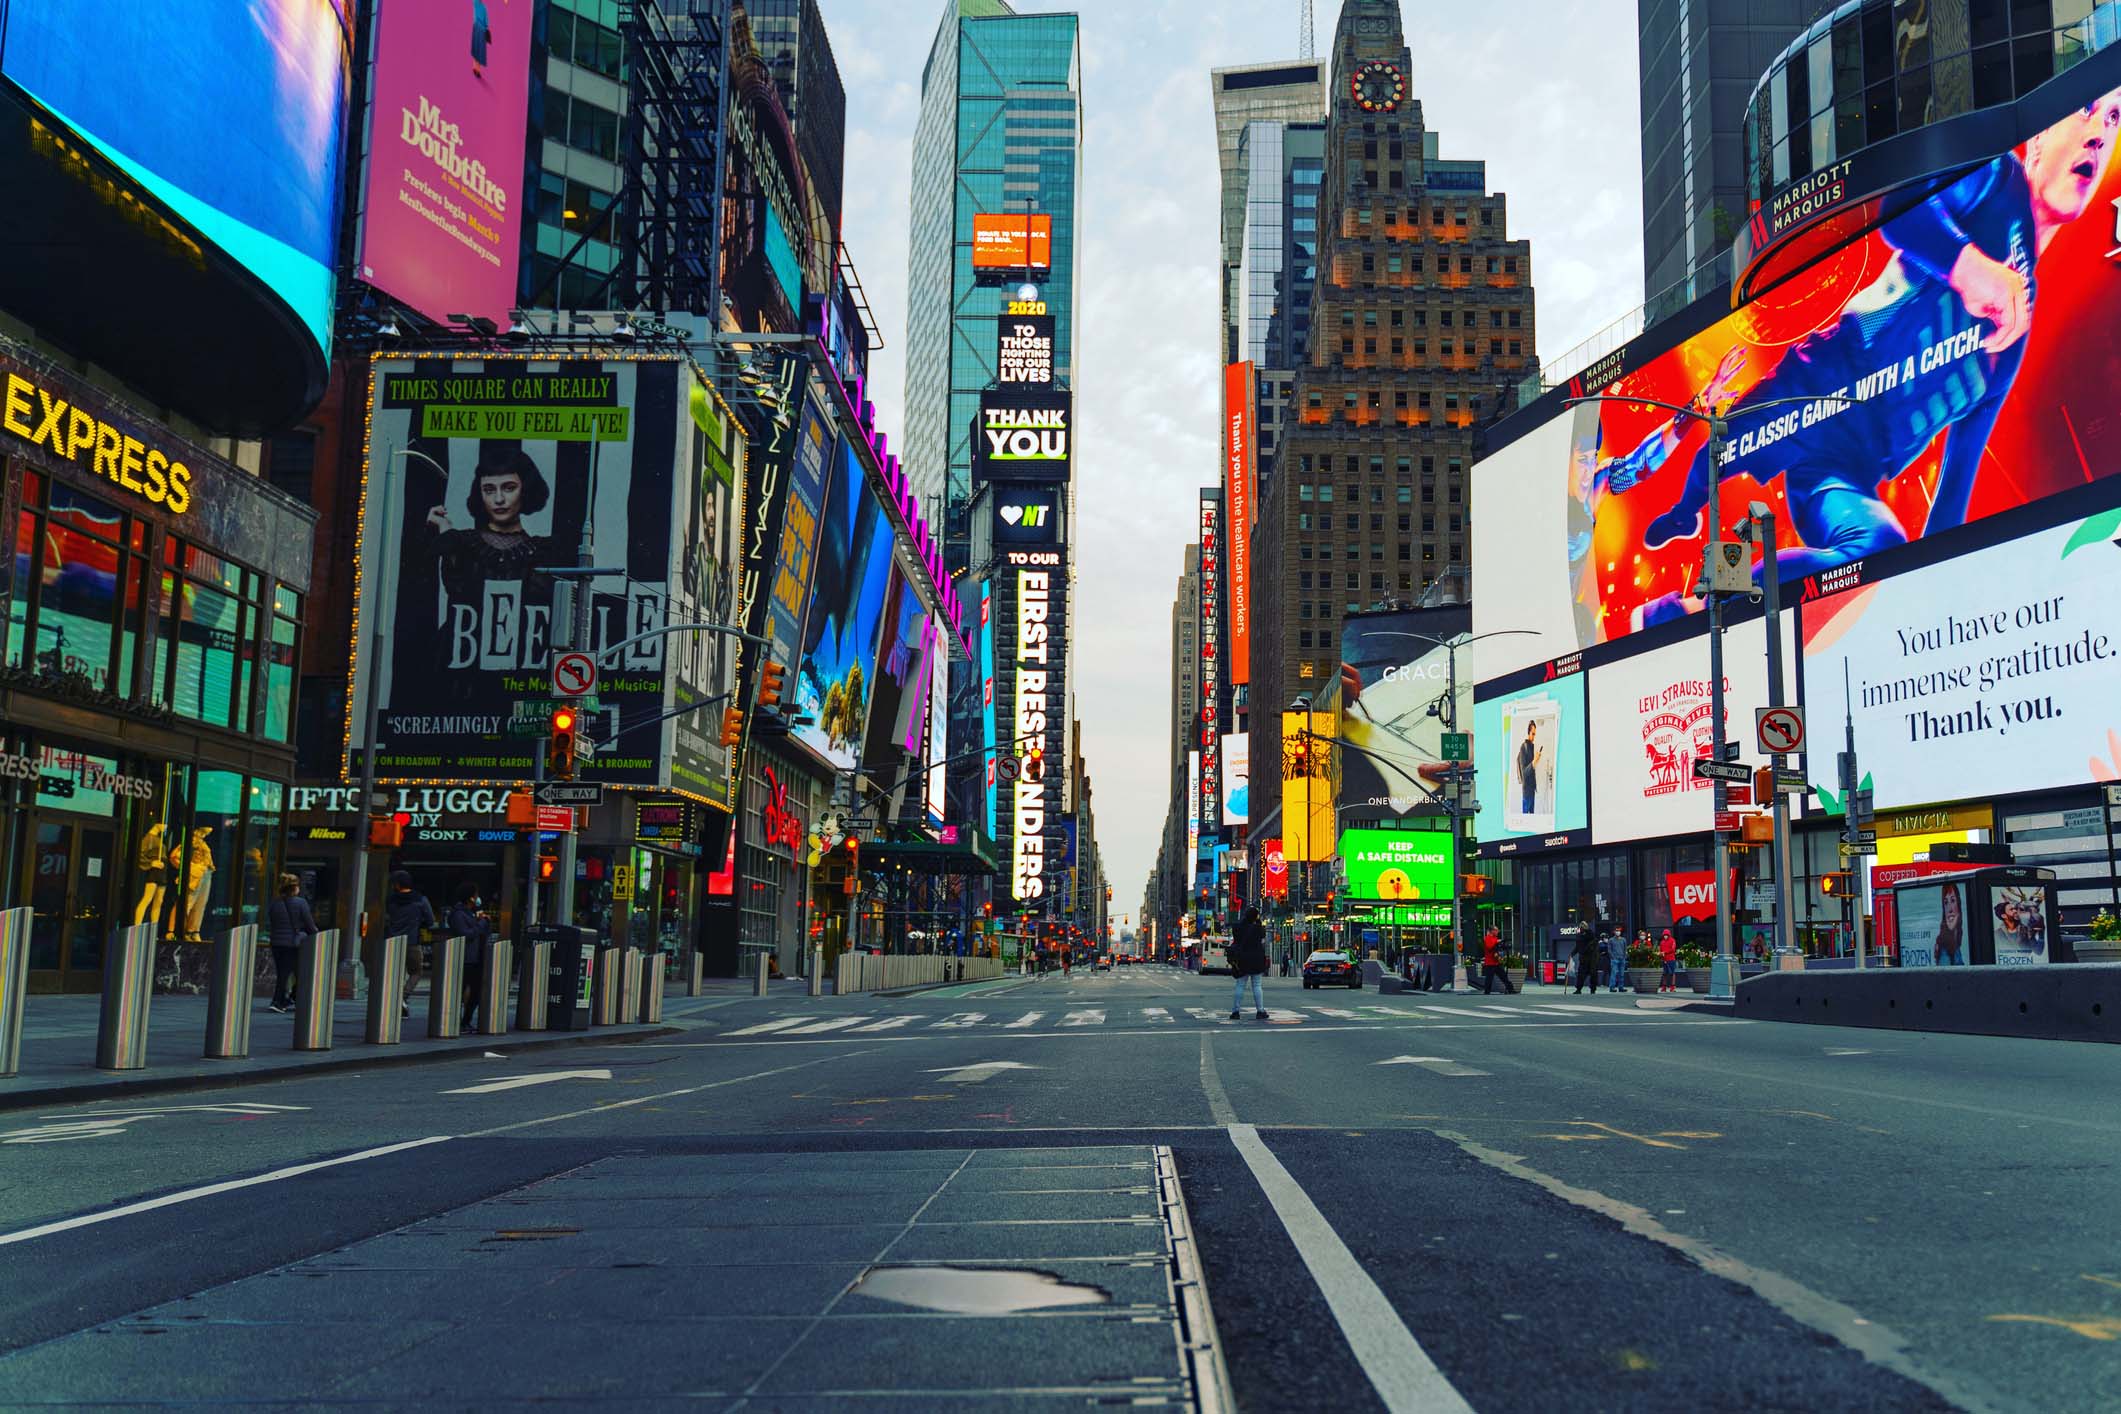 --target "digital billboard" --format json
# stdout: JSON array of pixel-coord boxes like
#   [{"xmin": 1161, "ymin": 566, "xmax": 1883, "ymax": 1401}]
[
  {"xmin": 1010, "ymin": 559, "xmax": 1066, "ymax": 901},
  {"xmin": 971, "ymin": 212, "xmax": 1052, "ymax": 271},
  {"xmin": 1282, "ymin": 710, "xmax": 1335, "ymax": 862},
  {"xmin": 993, "ymin": 489, "xmax": 1061, "ymax": 545},
  {"xmin": 794, "ymin": 437, "xmax": 896, "ymax": 772},
  {"xmin": 972, "ymin": 388, "xmax": 1071, "ymax": 484},
  {"xmin": 356, "ymin": 0, "xmax": 532, "ymax": 331},
  {"xmin": 1197, "ymin": 493, "xmax": 1222, "ymax": 841},
  {"xmin": 1336, "ymin": 605, "xmax": 1469, "ymax": 822},
  {"xmin": 352, "ymin": 355, "xmax": 690, "ymax": 789},
  {"xmin": 1473, "ymin": 668, "xmax": 1589, "ymax": 853},
  {"xmin": 998, "ymin": 314, "xmax": 1056, "ymax": 387},
  {"xmin": 669, "ymin": 381, "xmax": 745, "ymax": 810},
  {"xmin": 862, "ymin": 565, "xmax": 932, "ymax": 809},
  {"xmin": 0, "ymin": 1, "xmax": 352, "ymax": 429},
  {"xmin": 1222, "ymin": 734, "xmax": 1249, "ymax": 827},
  {"xmin": 1586, "ymin": 614, "xmax": 1796, "ymax": 845},
  {"xmin": 1339, "ymin": 829, "xmax": 1453, "ymax": 903},
  {"xmin": 1477, "ymin": 90, "xmax": 2121, "ymax": 658},
  {"xmin": 1800, "ymin": 496, "xmax": 2121, "ymax": 811},
  {"xmin": 1225, "ymin": 361, "xmax": 1255, "ymax": 687},
  {"xmin": 767, "ymin": 396, "xmax": 832, "ymax": 667},
  {"xmin": 1259, "ymin": 838, "xmax": 1288, "ymax": 899}
]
